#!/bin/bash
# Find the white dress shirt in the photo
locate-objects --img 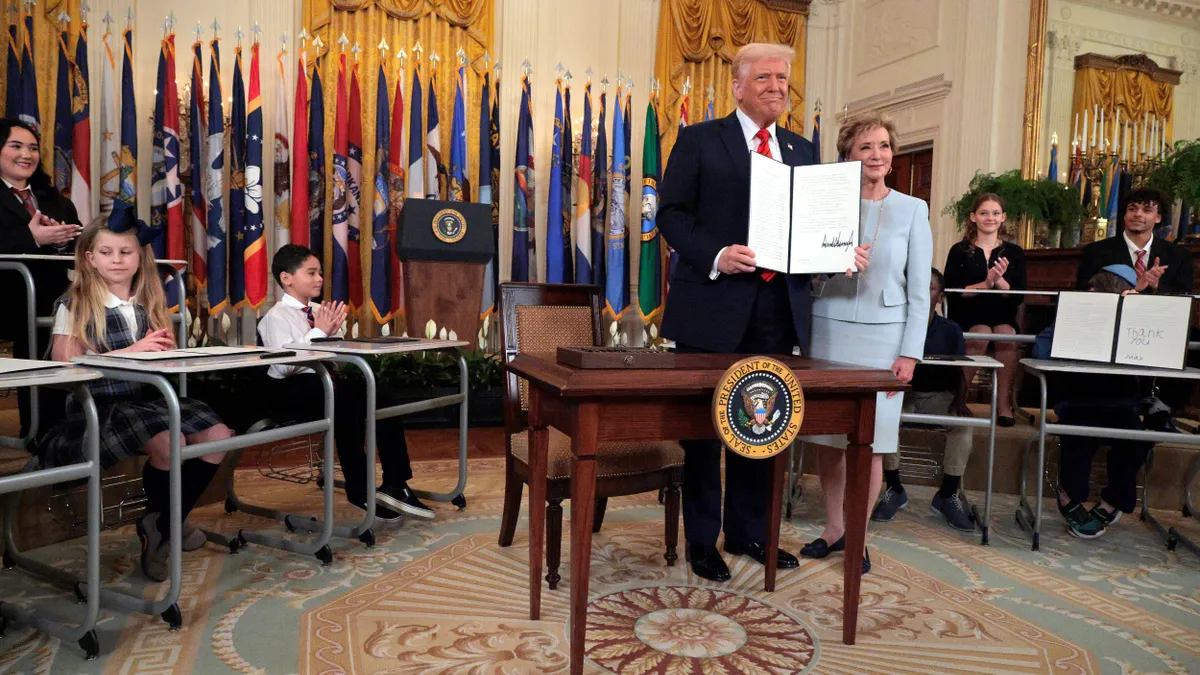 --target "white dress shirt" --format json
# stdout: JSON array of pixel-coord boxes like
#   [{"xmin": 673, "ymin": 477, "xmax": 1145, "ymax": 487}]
[
  {"xmin": 2, "ymin": 177, "xmax": 38, "ymax": 211},
  {"xmin": 1123, "ymin": 231, "xmax": 1153, "ymax": 270},
  {"xmin": 710, "ymin": 108, "xmax": 783, "ymax": 279},
  {"xmin": 52, "ymin": 292, "xmax": 139, "ymax": 354},
  {"xmin": 258, "ymin": 293, "xmax": 345, "ymax": 378}
]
